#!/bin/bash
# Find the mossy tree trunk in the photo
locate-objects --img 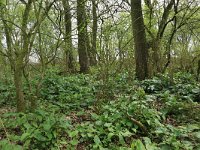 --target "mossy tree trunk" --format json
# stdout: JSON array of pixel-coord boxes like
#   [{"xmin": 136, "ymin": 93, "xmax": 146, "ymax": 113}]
[
  {"xmin": 62, "ymin": 0, "xmax": 75, "ymax": 73},
  {"xmin": 77, "ymin": 0, "xmax": 89, "ymax": 73},
  {"xmin": 90, "ymin": 0, "xmax": 98, "ymax": 66},
  {"xmin": 14, "ymin": 59, "xmax": 26, "ymax": 112}
]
